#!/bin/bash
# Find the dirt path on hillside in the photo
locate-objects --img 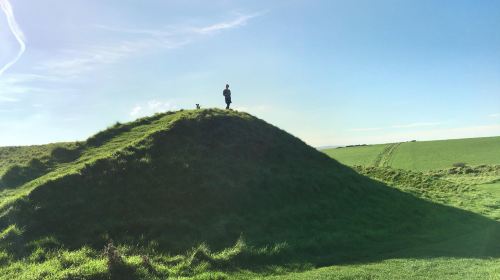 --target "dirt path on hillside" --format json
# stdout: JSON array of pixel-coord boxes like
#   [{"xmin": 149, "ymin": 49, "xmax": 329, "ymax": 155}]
[{"xmin": 373, "ymin": 143, "xmax": 401, "ymax": 167}]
